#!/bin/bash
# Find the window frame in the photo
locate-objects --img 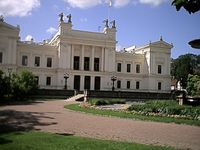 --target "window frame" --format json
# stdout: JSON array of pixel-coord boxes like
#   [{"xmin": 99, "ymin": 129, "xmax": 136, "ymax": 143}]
[
  {"xmin": 136, "ymin": 81, "xmax": 140, "ymax": 89},
  {"xmin": 127, "ymin": 81, "xmax": 130, "ymax": 89},
  {"xmin": 94, "ymin": 57, "xmax": 100, "ymax": 71},
  {"xmin": 74, "ymin": 56, "xmax": 80, "ymax": 70},
  {"xmin": 47, "ymin": 57, "xmax": 52, "ymax": 68},
  {"xmin": 22, "ymin": 55, "xmax": 28, "ymax": 66},
  {"xmin": 158, "ymin": 65, "xmax": 162, "ymax": 74},
  {"xmin": 136, "ymin": 64, "xmax": 140, "ymax": 73},
  {"xmin": 46, "ymin": 77, "xmax": 51, "ymax": 86},
  {"xmin": 34, "ymin": 56, "xmax": 40, "ymax": 67},
  {"xmin": 117, "ymin": 80, "xmax": 121, "ymax": 89},
  {"xmin": 117, "ymin": 63, "xmax": 121, "ymax": 72},
  {"xmin": 158, "ymin": 82, "xmax": 162, "ymax": 90},
  {"xmin": 0, "ymin": 52, "xmax": 3, "ymax": 64},
  {"xmin": 84, "ymin": 57, "xmax": 90, "ymax": 71},
  {"xmin": 127, "ymin": 64, "xmax": 131, "ymax": 73}
]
